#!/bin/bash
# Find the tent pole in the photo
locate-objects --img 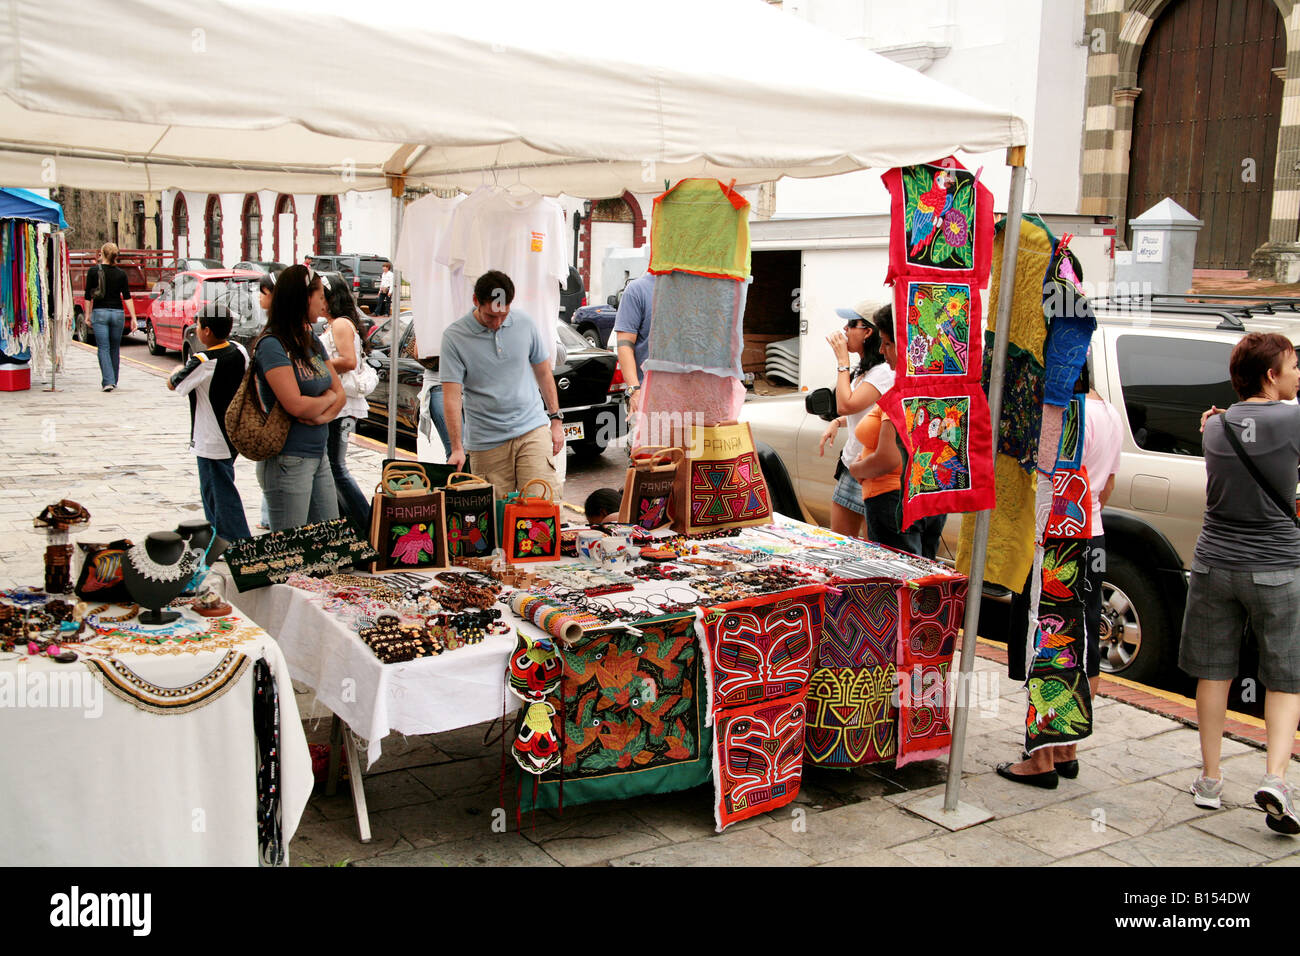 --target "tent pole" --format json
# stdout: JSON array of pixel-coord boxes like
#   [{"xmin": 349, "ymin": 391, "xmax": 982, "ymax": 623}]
[
  {"xmin": 386, "ymin": 178, "xmax": 405, "ymax": 459},
  {"xmin": 942, "ymin": 147, "xmax": 1027, "ymax": 813}
]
